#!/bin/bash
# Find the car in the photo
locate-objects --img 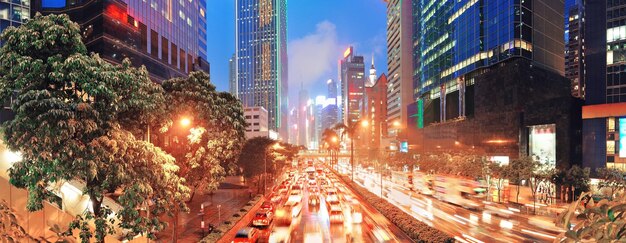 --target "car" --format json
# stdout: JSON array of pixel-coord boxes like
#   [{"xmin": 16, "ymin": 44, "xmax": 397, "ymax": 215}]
[
  {"xmin": 271, "ymin": 195, "xmax": 282, "ymax": 204},
  {"xmin": 308, "ymin": 186, "xmax": 319, "ymax": 194},
  {"xmin": 351, "ymin": 207, "xmax": 363, "ymax": 224},
  {"xmin": 308, "ymin": 194, "xmax": 320, "ymax": 206},
  {"xmin": 233, "ymin": 227, "xmax": 260, "ymax": 243},
  {"xmin": 268, "ymin": 226, "xmax": 291, "ymax": 243},
  {"xmin": 308, "ymin": 180, "xmax": 317, "ymax": 186},
  {"xmin": 260, "ymin": 201, "xmax": 275, "ymax": 213},
  {"xmin": 329, "ymin": 206, "xmax": 344, "ymax": 223},
  {"xmin": 326, "ymin": 189, "xmax": 339, "ymax": 202},
  {"xmin": 252, "ymin": 209, "xmax": 274, "ymax": 227},
  {"xmin": 283, "ymin": 200, "xmax": 303, "ymax": 218},
  {"xmin": 484, "ymin": 203, "xmax": 515, "ymax": 218}
]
